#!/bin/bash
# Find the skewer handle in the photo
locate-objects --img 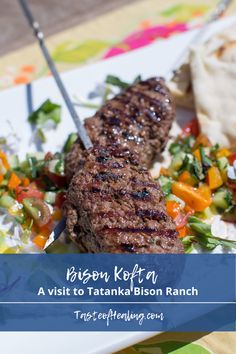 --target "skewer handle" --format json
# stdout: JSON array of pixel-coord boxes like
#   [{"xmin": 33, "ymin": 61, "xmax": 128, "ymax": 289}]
[{"xmin": 19, "ymin": 0, "xmax": 93, "ymax": 150}]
